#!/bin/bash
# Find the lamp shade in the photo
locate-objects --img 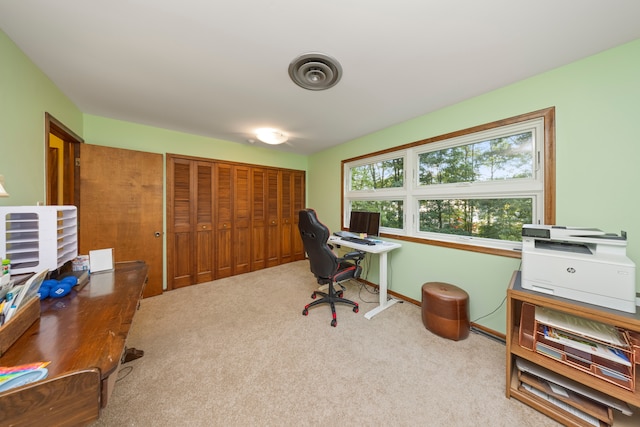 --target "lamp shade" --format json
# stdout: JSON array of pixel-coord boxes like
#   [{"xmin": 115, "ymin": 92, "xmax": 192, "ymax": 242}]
[{"xmin": 0, "ymin": 177, "xmax": 8, "ymax": 197}]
